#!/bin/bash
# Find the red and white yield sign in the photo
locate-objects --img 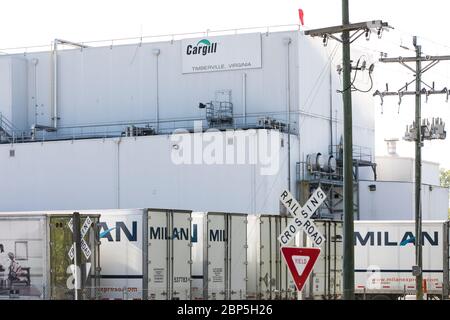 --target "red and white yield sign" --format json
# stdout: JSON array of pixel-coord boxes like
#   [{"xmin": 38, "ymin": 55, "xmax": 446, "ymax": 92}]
[{"xmin": 281, "ymin": 247, "xmax": 321, "ymax": 291}]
